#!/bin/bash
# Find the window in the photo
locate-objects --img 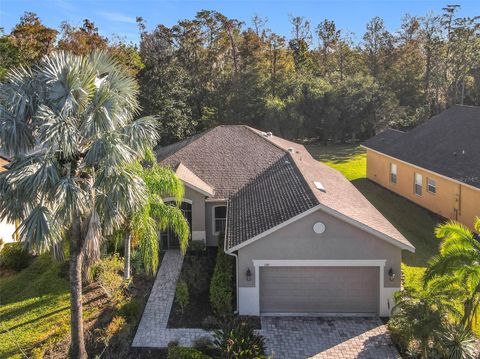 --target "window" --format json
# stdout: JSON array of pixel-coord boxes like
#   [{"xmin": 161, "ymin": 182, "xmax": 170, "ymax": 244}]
[
  {"xmin": 427, "ymin": 178, "xmax": 436, "ymax": 194},
  {"xmin": 214, "ymin": 206, "xmax": 227, "ymax": 234},
  {"xmin": 390, "ymin": 163, "xmax": 397, "ymax": 184},
  {"xmin": 414, "ymin": 173, "xmax": 422, "ymax": 196}
]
